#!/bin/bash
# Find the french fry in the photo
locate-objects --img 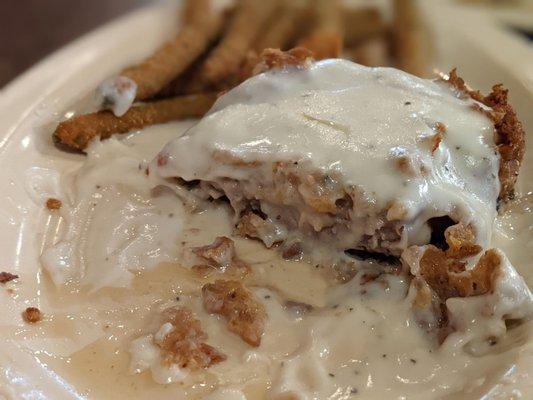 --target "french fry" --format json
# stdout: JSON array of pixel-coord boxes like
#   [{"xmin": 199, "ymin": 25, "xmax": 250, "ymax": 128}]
[
  {"xmin": 180, "ymin": 0, "xmax": 211, "ymax": 26},
  {"xmin": 255, "ymin": 4, "xmax": 306, "ymax": 52},
  {"xmin": 54, "ymin": 93, "xmax": 217, "ymax": 151},
  {"xmin": 297, "ymin": 0, "xmax": 344, "ymax": 60},
  {"xmin": 392, "ymin": 0, "xmax": 432, "ymax": 77},
  {"xmin": 343, "ymin": 7, "xmax": 387, "ymax": 46},
  {"xmin": 345, "ymin": 36, "xmax": 390, "ymax": 67},
  {"xmin": 188, "ymin": 0, "xmax": 280, "ymax": 89},
  {"xmin": 117, "ymin": 0, "xmax": 223, "ymax": 101}
]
